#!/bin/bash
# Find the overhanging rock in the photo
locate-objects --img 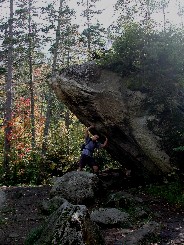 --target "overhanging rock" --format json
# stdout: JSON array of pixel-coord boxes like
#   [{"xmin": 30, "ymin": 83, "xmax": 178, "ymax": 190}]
[{"xmin": 50, "ymin": 62, "xmax": 184, "ymax": 179}]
